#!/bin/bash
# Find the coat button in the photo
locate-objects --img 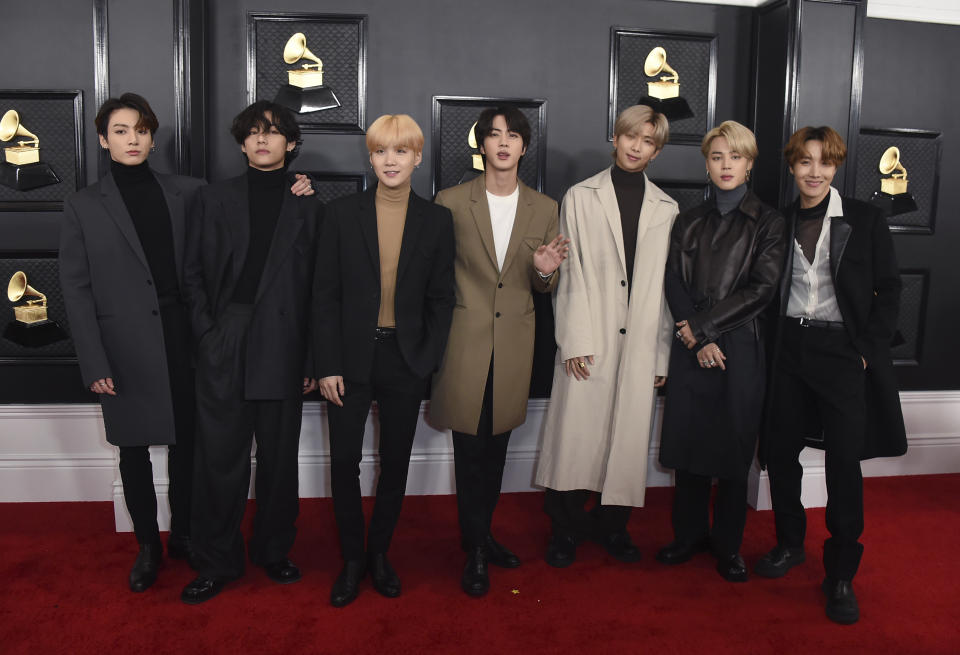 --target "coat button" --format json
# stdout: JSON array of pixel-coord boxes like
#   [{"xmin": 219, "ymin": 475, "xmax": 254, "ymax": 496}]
[
  {"xmin": 498, "ymin": 283, "xmax": 503, "ymax": 289},
  {"xmin": 621, "ymin": 280, "xmax": 626, "ymax": 287},
  {"xmin": 619, "ymin": 328, "xmax": 626, "ymax": 334},
  {"xmin": 495, "ymin": 312, "xmax": 501, "ymax": 318},
  {"xmin": 146, "ymin": 279, "xmax": 153, "ymax": 286},
  {"xmin": 152, "ymin": 310, "xmax": 159, "ymax": 316}
]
